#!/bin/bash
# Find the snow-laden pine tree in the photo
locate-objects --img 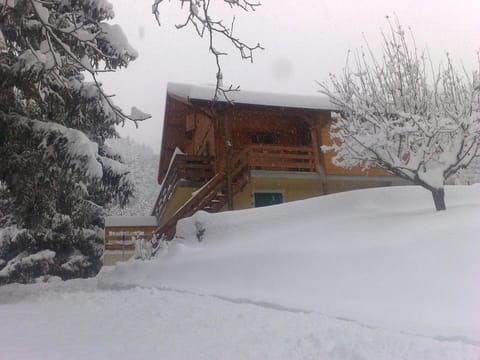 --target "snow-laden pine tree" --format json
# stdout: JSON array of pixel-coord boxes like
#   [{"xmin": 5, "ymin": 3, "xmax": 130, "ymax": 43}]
[
  {"xmin": 320, "ymin": 20, "xmax": 480, "ymax": 211},
  {"xmin": 0, "ymin": 0, "xmax": 149, "ymax": 284}
]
